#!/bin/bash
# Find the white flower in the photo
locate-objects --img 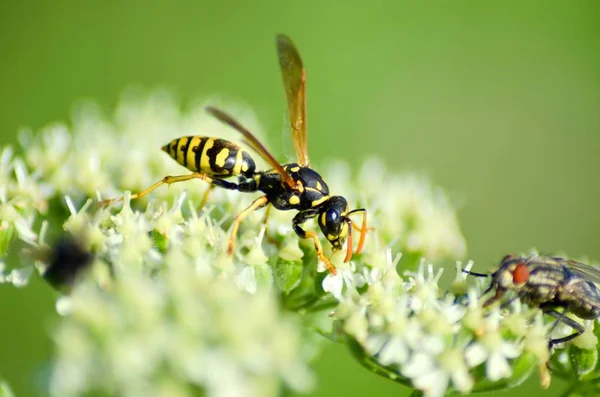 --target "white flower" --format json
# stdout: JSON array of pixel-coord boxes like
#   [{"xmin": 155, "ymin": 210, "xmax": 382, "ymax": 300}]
[
  {"xmin": 278, "ymin": 238, "xmax": 304, "ymax": 262},
  {"xmin": 465, "ymin": 312, "xmax": 522, "ymax": 381},
  {"xmin": 323, "ymin": 267, "xmax": 355, "ymax": 301},
  {"xmin": 462, "ymin": 288, "xmax": 487, "ymax": 334},
  {"xmin": 376, "ymin": 334, "xmax": 410, "ymax": 366},
  {"xmin": 523, "ymin": 311, "xmax": 550, "ymax": 364},
  {"xmin": 571, "ymin": 320, "xmax": 597, "ymax": 351},
  {"xmin": 403, "ymin": 348, "xmax": 473, "ymax": 397},
  {"xmin": 3, "ymin": 265, "xmax": 34, "ymax": 287},
  {"xmin": 404, "ymin": 261, "xmax": 444, "ymax": 312},
  {"xmin": 235, "ymin": 265, "xmax": 258, "ymax": 294},
  {"xmin": 350, "ymin": 159, "xmax": 466, "ymax": 260}
]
